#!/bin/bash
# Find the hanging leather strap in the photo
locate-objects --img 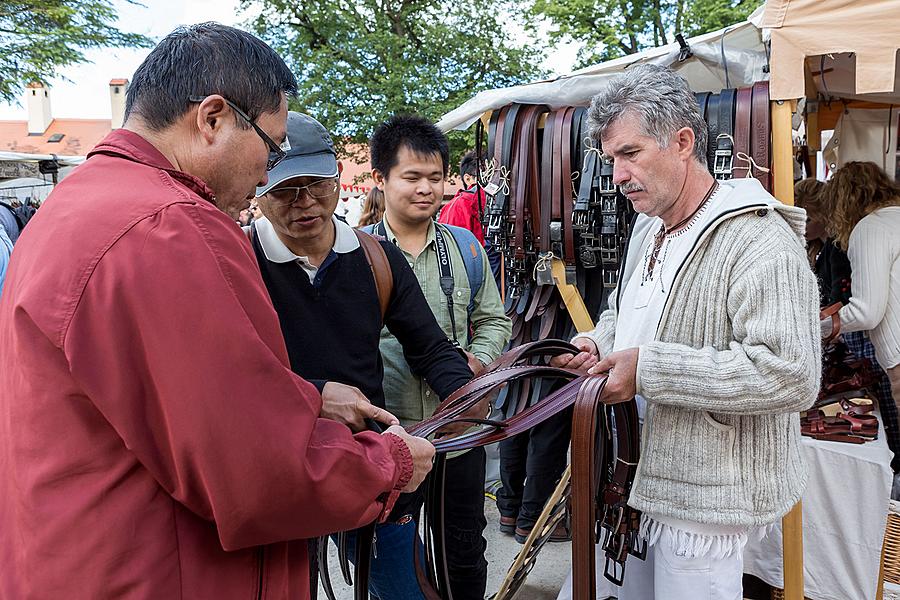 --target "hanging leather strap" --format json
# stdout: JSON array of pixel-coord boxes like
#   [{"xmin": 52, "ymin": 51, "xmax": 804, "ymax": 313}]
[
  {"xmin": 714, "ymin": 88, "xmax": 736, "ymax": 180},
  {"xmin": 751, "ymin": 81, "xmax": 772, "ymax": 192},
  {"xmin": 732, "ymin": 86, "xmax": 753, "ymax": 178},
  {"xmin": 705, "ymin": 93, "xmax": 720, "ymax": 172}
]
